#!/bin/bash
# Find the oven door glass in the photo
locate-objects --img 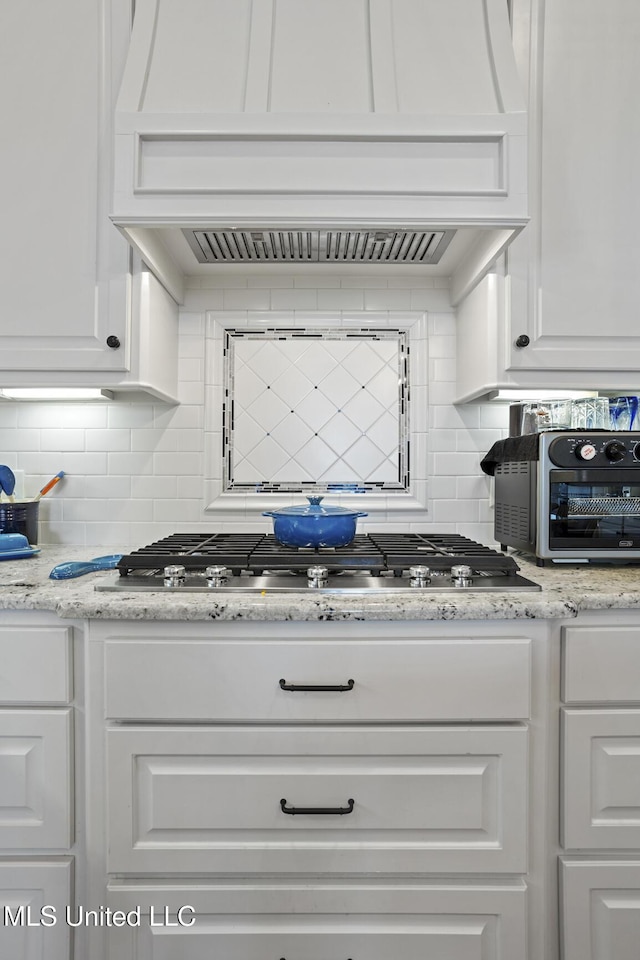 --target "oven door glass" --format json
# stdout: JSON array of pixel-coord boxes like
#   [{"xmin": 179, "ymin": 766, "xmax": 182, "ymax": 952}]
[{"xmin": 549, "ymin": 471, "xmax": 640, "ymax": 549}]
